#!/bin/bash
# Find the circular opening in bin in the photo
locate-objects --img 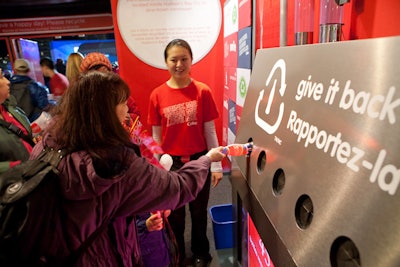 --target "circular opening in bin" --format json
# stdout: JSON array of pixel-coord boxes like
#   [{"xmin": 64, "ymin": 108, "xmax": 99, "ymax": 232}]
[
  {"xmin": 257, "ymin": 150, "xmax": 266, "ymax": 173},
  {"xmin": 330, "ymin": 236, "xmax": 361, "ymax": 267},
  {"xmin": 295, "ymin": 194, "xmax": 313, "ymax": 229},
  {"xmin": 272, "ymin": 168, "xmax": 285, "ymax": 196}
]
